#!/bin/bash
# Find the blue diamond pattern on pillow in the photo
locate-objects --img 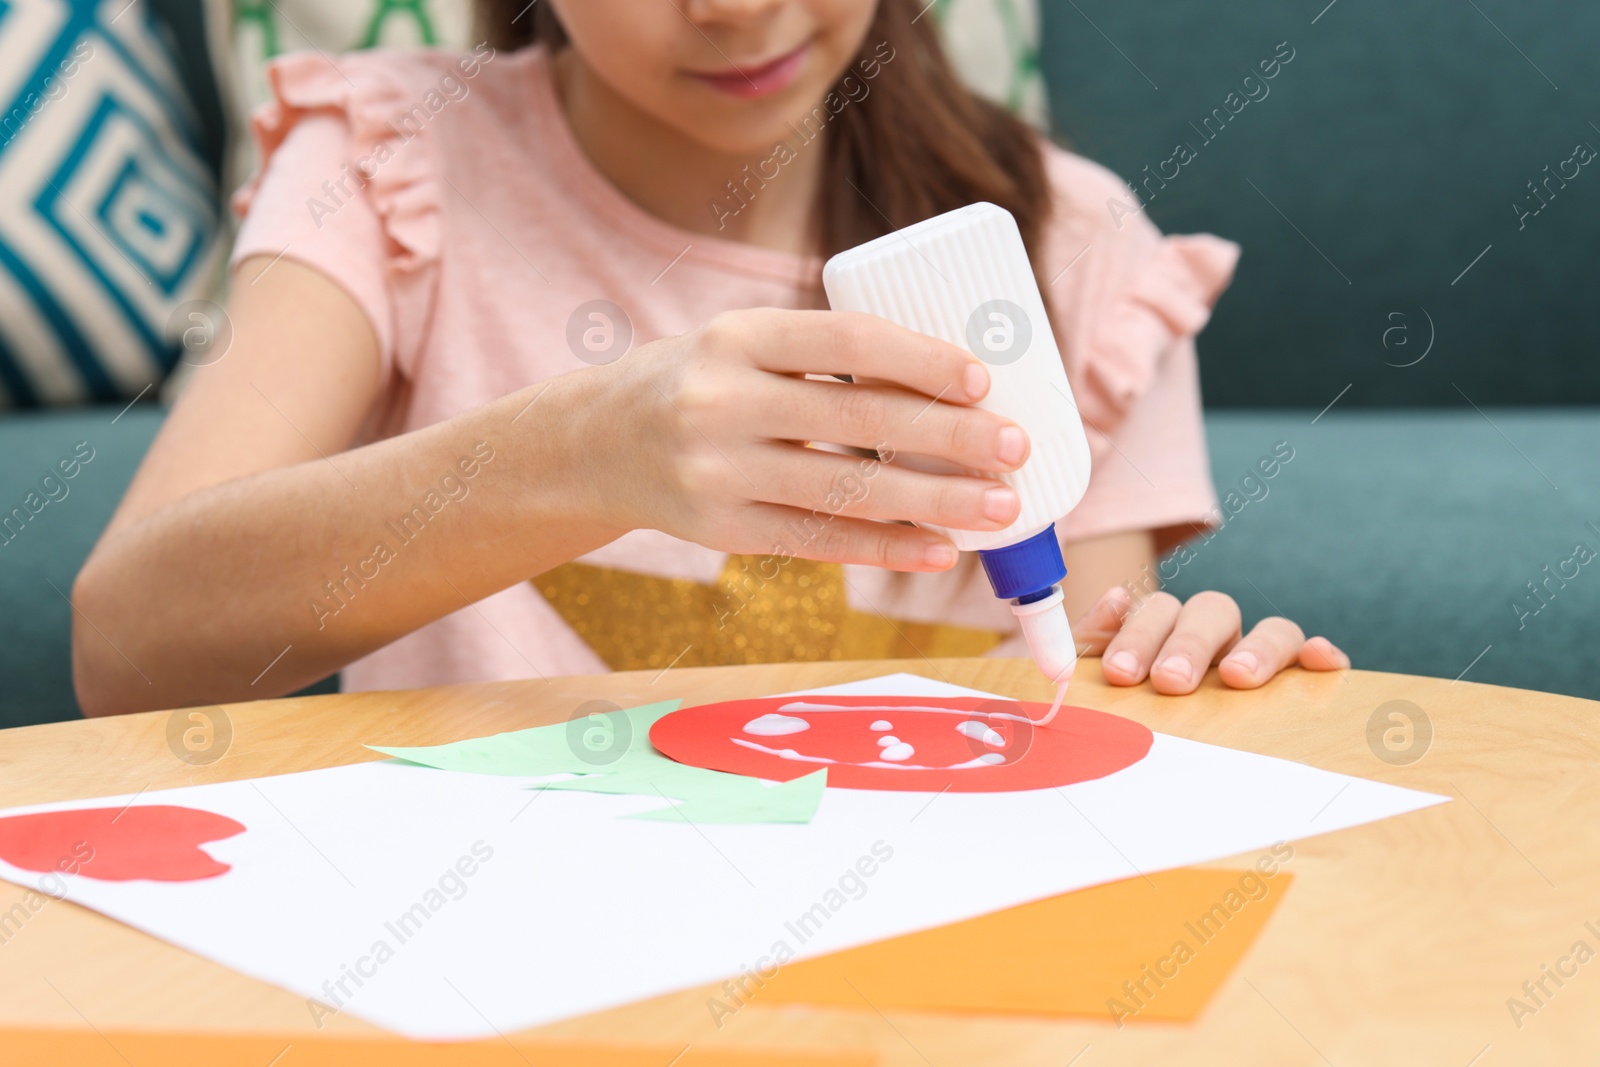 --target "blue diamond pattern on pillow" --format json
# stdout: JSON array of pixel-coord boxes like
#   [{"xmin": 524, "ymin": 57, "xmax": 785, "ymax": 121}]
[{"xmin": 0, "ymin": 0, "xmax": 219, "ymax": 408}]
